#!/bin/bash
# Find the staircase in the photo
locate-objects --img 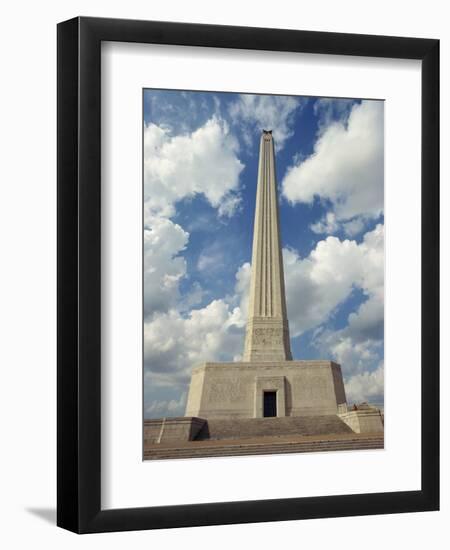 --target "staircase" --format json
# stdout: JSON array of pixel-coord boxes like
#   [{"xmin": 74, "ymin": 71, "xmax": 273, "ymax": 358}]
[
  {"xmin": 195, "ymin": 415, "xmax": 353, "ymax": 441},
  {"xmin": 144, "ymin": 433, "xmax": 384, "ymax": 460}
]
